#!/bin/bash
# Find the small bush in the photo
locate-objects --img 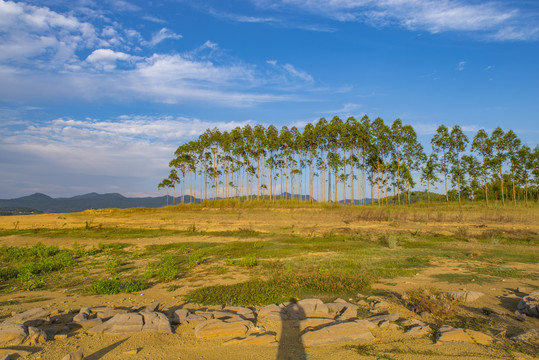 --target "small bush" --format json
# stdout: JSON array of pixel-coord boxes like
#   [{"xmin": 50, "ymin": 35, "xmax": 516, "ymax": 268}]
[
  {"xmin": 104, "ymin": 257, "xmax": 121, "ymax": 276},
  {"xmin": 406, "ymin": 287, "xmax": 458, "ymax": 318},
  {"xmin": 188, "ymin": 249, "xmax": 205, "ymax": 267},
  {"xmin": 89, "ymin": 278, "xmax": 147, "ymax": 294},
  {"xmin": 157, "ymin": 255, "xmax": 180, "ymax": 282},
  {"xmin": 240, "ymin": 254, "xmax": 257, "ymax": 267}
]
